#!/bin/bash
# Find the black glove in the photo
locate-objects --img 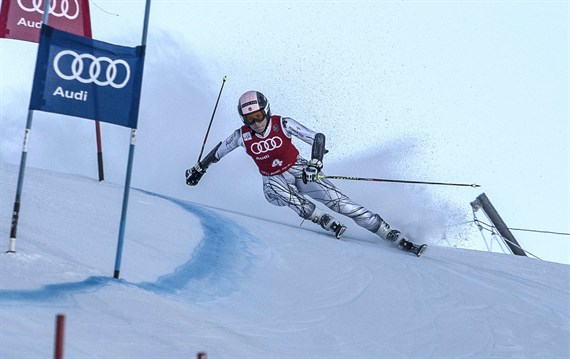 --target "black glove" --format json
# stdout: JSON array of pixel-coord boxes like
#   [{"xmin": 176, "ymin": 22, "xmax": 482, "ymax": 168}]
[
  {"xmin": 185, "ymin": 163, "xmax": 205, "ymax": 186},
  {"xmin": 302, "ymin": 159, "xmax": 323, "ymax": 184}
]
